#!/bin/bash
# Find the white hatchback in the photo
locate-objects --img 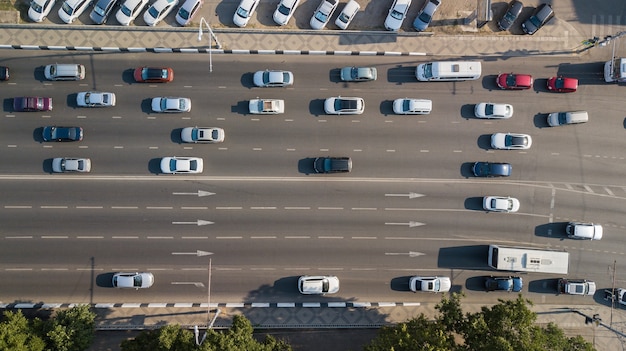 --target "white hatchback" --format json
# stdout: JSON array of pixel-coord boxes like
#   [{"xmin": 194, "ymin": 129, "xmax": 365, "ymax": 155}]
[
  {"xmin": 298, "ymin": 276, "xmax": 339, "ymax": 295},
  {"xmin": 28, "ymin": 0, "xmax": 56, "ymax": 22},
  {"xmin": 116, "ymin": 0, "xmax": 148, "ymax": 26},
  {"xmin": 151, "ymin": 97, "xmax": 191, "ymax": 113},
  {"xmin": 483, "ymin": 196, "xmax": 520, "ymax": 213},
  {"xmin": 144, "ymin": 0, "xmax": 179, "ymax": 26},
  {"xmin": 175, "ymin": 0, "xmax": 203, "ymax": 26},
  {"xmin": 335, "ymin": 0, "xmax": 360, "ymax": 29},
  {"xmin": 384, "ymin": 0, "xmax": 411, "ymax": 31},
  {"xmin": 233, "ymin": 0, "xmax": 259, "ymax": 27},
  {"xmin": 273, "ymin": 0, "xmax": 300, "ymax": 26},
  {"xmin": 475, "ymin": 102, "xmax": 513, "ymax": 119},
  {"xmin": 310, "ymin": 0, "xmax": 337, "ymax": 30},
  {"xmin": 58, "ymin": 0, "xmax": 92, "ymax": 24}
]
